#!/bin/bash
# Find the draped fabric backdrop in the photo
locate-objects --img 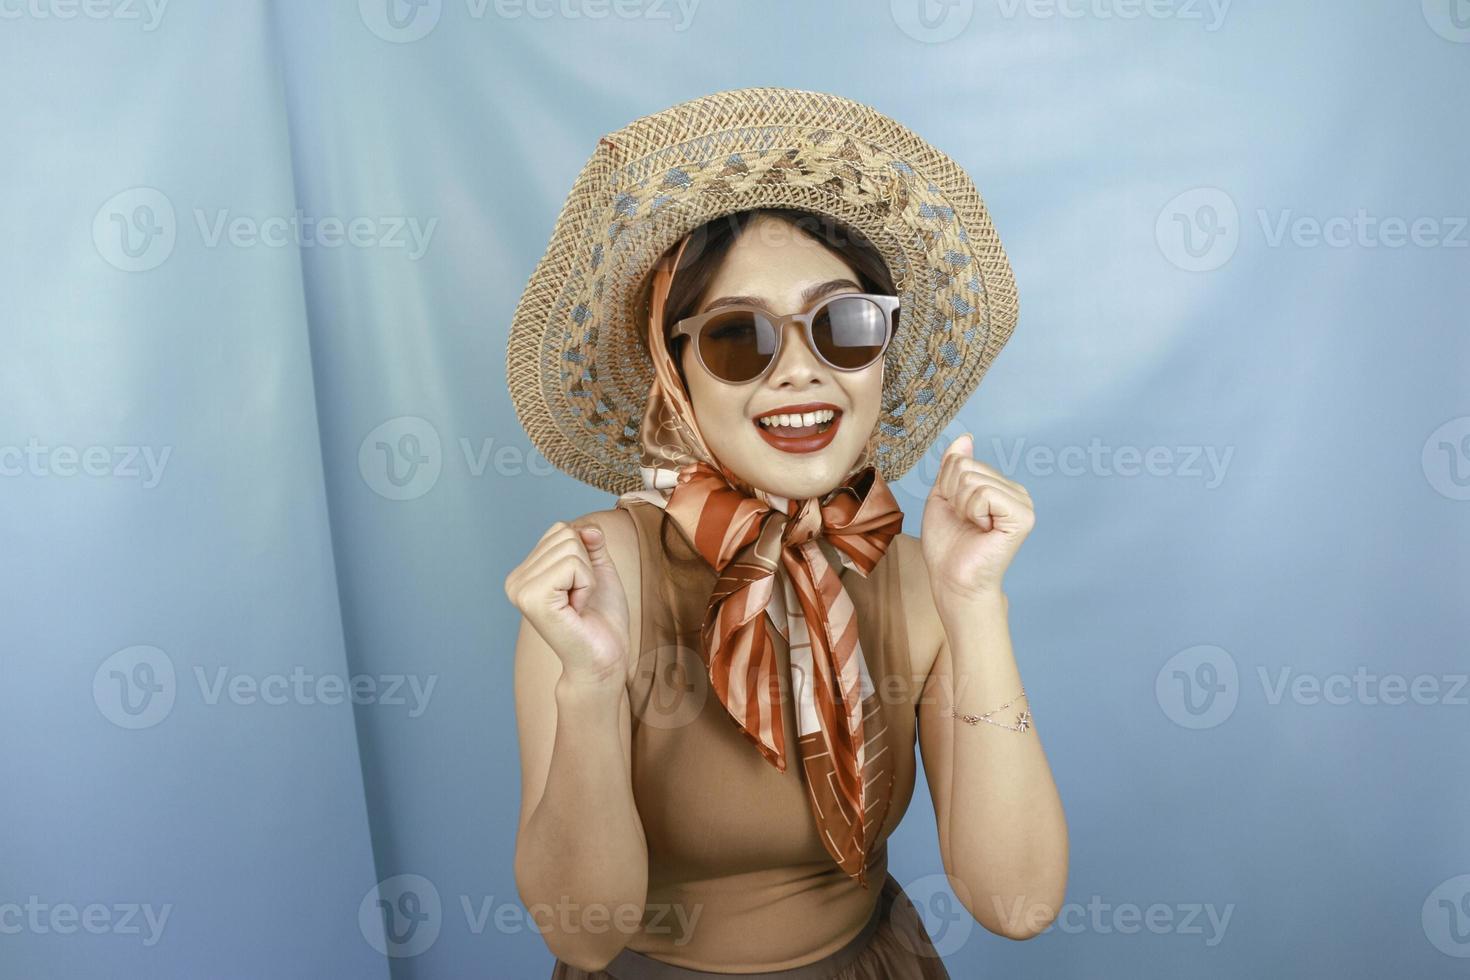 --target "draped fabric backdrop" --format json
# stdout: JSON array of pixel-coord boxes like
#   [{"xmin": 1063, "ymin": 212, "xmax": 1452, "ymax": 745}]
[{"xmin": 3, "ymin": 2, "xmax": 1467, "ymax": 978}]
